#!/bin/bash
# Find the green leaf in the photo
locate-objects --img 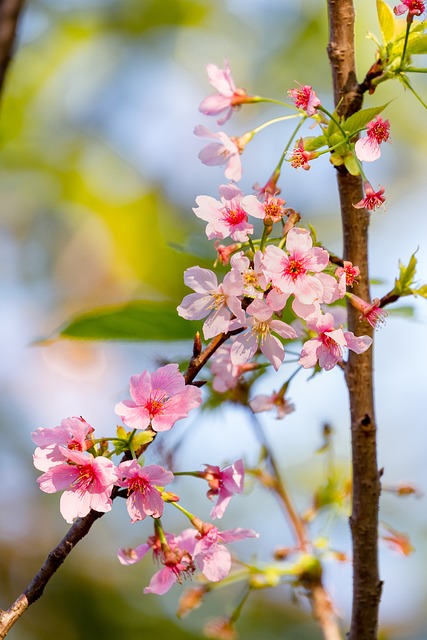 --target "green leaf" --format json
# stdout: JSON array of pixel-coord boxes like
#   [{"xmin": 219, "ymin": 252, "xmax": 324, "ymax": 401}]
[
  {"xmin": 377, "ymin": 0, "xmax": 396, "ymax": 44},
  {"xmin": 407, "ymin": 34, "xmax": 427, "ymax": 55},
  {"xmin": 396, "ymin": 251, "xmax": 418, "ymax": 293},
  {"xmin": 343, "ymin": 153, "xmax": 361, "ymax": 176},
  {"xmin": 133, "ymin": 430, "xmax": 156, "ymax": 448},
  {"xmin": 56, "ymin": 300, "xmax": 199, "ymax": 341},
  {"xmin": 410, "ymin": 284, "xmax": 427, "ymax": 298},
  {"xmin": 116, "ymin": 426, "xmax": 127, "ymax": 440},
  {"xmin": 343, "ymin": 103, "xmax": 390, "ymax": 136},
  {"xmin": 304, "ymin": 135, "xmax": 327, "ymax": 152}
]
